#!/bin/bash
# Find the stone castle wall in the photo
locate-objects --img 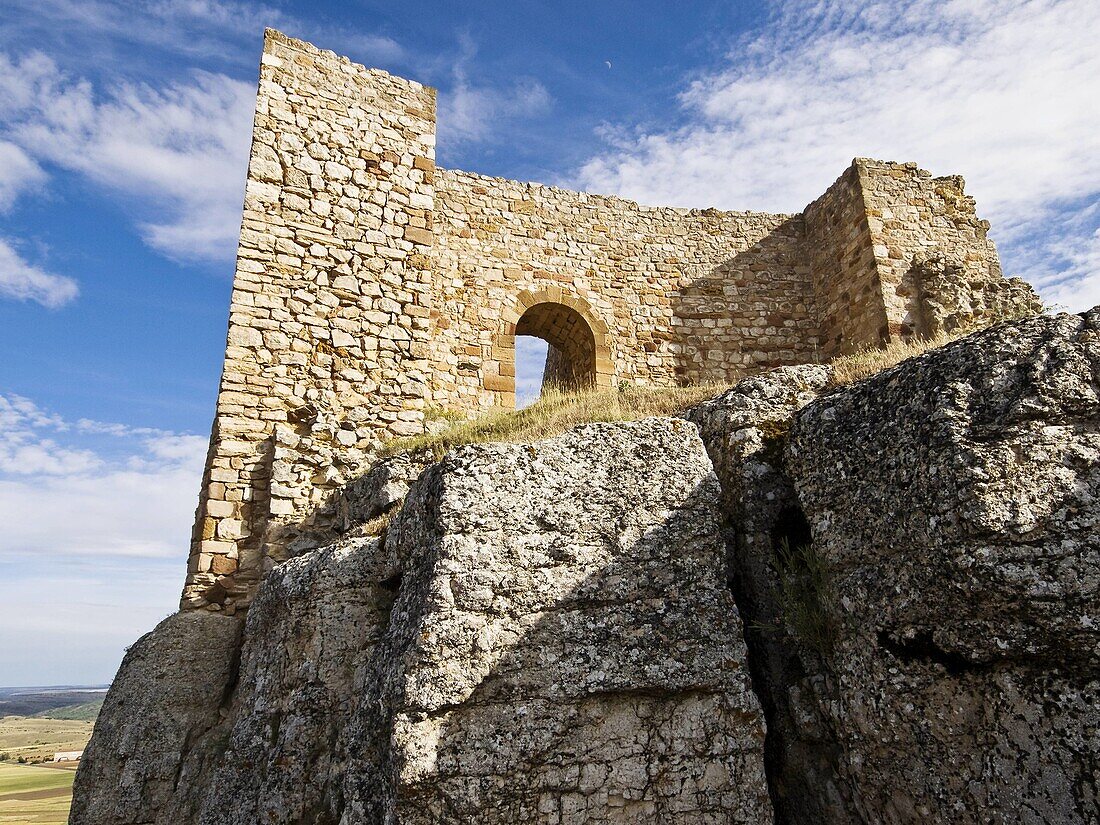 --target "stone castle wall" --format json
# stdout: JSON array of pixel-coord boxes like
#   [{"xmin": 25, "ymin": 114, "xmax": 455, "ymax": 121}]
[
  {"xmin": 803, "ymin": 163, "xmax": 888, "ymax": 355},
  {"xmin": 182, "ymin": 30, "xmax": 1040, "ymax": 612},
  {"xmin": 428, "ymin": 169, "xmax": 818, "ymax": 411},
  {"xmin": 185, "ymin": 30, "xmax": 437, "ymax": 607}
]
